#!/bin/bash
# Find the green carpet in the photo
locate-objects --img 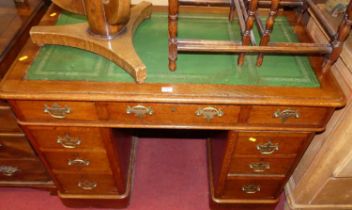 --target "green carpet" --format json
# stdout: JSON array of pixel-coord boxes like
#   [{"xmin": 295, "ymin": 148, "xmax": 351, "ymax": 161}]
[{"xmin": 26, "ymin": 12, "xmax": 319, "ymax": 87}]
